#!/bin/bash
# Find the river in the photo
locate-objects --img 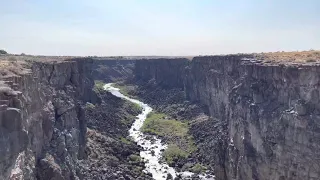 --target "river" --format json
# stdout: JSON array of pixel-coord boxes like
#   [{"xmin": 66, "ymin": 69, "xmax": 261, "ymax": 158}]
[{"xmin": 104, "ymin": 83, "xmax": 215, "ymax": 180}]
